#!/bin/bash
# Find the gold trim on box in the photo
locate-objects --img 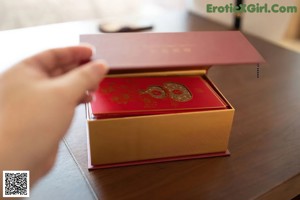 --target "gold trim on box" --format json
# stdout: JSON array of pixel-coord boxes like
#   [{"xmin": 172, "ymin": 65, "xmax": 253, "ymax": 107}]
[{"xmin": 107, "ymin": 69, "xmax": 208, "ymax": 78}]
